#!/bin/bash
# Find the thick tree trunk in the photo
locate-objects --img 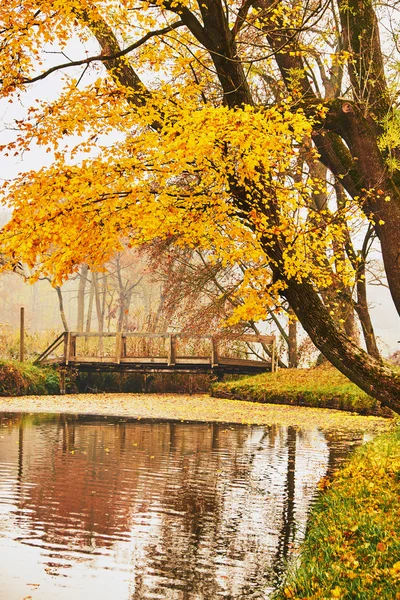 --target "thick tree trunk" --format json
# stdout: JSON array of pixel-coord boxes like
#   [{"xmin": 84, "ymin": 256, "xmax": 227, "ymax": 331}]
[
  {"xmin": 282, "ymin": 277, "xmax": 400, "ymax": 412},
  {"xmin": 322, "ymin": 102, "xmax": 400, "ymax": 316},
  {"xmin": 257, "ymin": 0, "xmax": 400, "ymax": 316}
]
